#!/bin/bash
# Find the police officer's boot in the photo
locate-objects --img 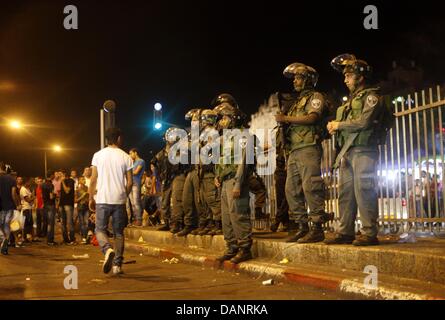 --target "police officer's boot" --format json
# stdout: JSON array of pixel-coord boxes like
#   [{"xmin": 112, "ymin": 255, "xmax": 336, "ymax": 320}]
[
  {"xmin": 176, "ymin": 225, "xmax": 196, "ymax": 237},
  {"xmin": 157, "ymin": 220, "xmax": 170, "ymax": 231},
  {"xmin": 191, "ymin": 224, "xmax": 206, "ymax": 235},
  {"xmin": 270, "ymin": 220, "xmax": 280, "ymax": 232},
  {"xmin": 230, "ymin": 248, "xmax": 253, "ymax": 264},
  {"xmin": 170, "ymin": 222, "xmax": 182, "ymax": 234},
  {"xmin": 216, "ymin": 248, "xmax": 238, "ymax": 263},
  {"xmin": 286, "ymin": 220, "xmax": 298, "ymax": 236},
  {"xmin": 285, "ymin": 222, "xmax": 309, "ymax": 243},
  {"xmin": 199, "ymin": 220, "xmax": 214, "ymax": 235},
  {"xmin": 208, "ymin": 220, "xmax": 223, "ymax": 236},
  {"xmin": 297, "ymin": 223, "xmax": 325, "ymax": 243}
]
